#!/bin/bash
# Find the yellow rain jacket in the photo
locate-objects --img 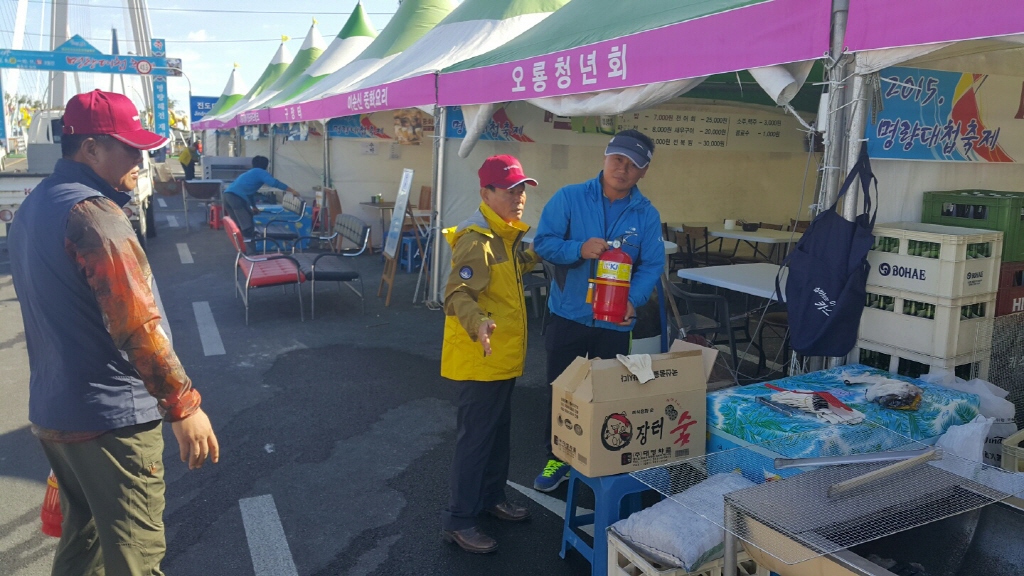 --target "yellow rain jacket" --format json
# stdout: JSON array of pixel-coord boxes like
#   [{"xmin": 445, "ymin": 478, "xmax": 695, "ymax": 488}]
[{"xmin": 441, "ymin": 202, "xmax": 539, "ymax": 382}]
